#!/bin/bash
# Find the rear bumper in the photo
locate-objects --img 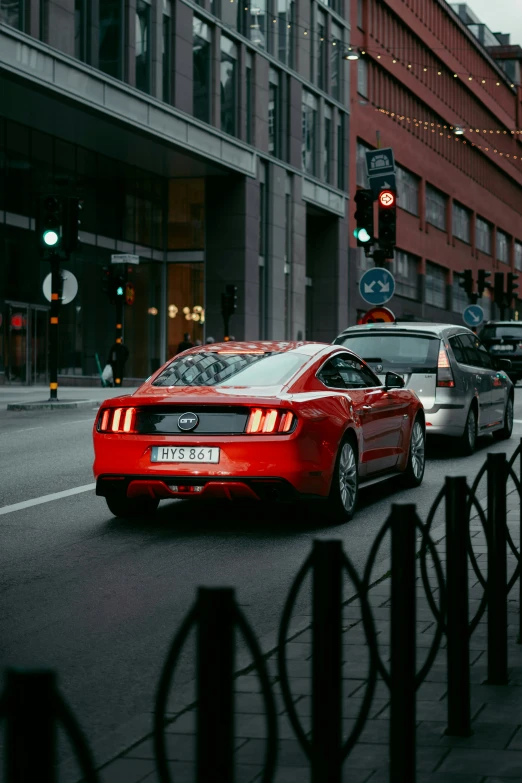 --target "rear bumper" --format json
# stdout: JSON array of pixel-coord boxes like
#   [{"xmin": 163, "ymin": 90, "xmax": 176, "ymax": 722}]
[
  {"xmin": 424, "ymin": 405, "xmax": 467, "ymax": 437},
  {"xmin": 96, "ymin": 475, "xmax": 301, "ymax": 502}
]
